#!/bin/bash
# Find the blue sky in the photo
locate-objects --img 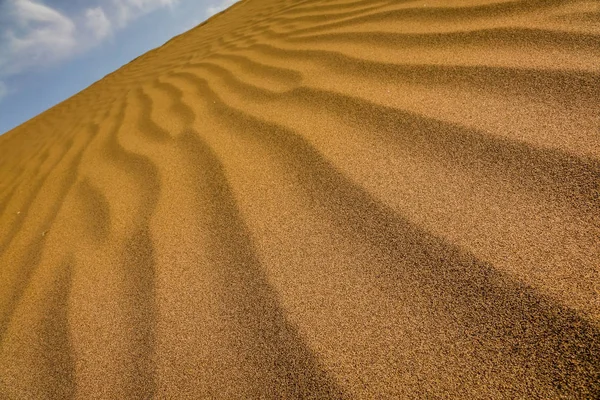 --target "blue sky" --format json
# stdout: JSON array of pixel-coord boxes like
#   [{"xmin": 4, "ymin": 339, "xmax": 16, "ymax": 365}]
[{"xmin": 0, "ymin": 0, "xmax": 238, "ymax": 135}]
